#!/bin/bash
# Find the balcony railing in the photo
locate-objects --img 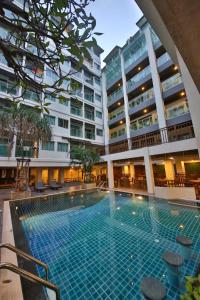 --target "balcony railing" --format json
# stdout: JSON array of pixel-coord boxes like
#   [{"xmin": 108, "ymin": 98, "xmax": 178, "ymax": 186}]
[
  {"xmin": 162, "ymin": 73, "xmax": 182, "ymax": 92},
  {"xmin": 85, "ymin": 131, "xmax": 95, "ymax": 140},
  {"xmin": 70, "ymin": 106, "xmax": 82, "ymax": 117},
  {"xmin": 109, "ymin": 109, "xmax": 124, "ymax": 121},
  {"xmin": 85, "ymin": 111, "xmax": 94, "ymax": 121},
  {"xmin": 131, "ymin": 121, "xmax": 194, "ymax": 149},
  {"xmin": 109, "ymin": 140, "xmax": 128, "ymax": 154},
  {"xmin": 84, "ymin": 93, "xmax": 94, "ymax": 102},
  {"xmin": 107, "ymin": 87, "xmax": 123, "ymax": 103},
  {"xmin": 70, "ymin": 128, "xmax": 83, "ymax": 138},
  {"xmin": 157, "ymin": 52, "xmax": 171, "ymax": 67},
  {"xmin": 127, "ymin": 66, "xmax": 151, "ymax": 90},
  {"xmin": 129, "ymin": 88, "xmax": 154, "ymax": 109}
]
